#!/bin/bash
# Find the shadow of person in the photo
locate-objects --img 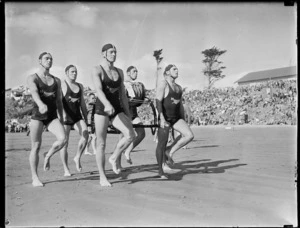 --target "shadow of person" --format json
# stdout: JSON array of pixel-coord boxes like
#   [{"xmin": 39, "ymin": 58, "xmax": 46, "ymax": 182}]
[{"xmin": 43, "ymin": 159, "xmax": 247, "ymax": 186}]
